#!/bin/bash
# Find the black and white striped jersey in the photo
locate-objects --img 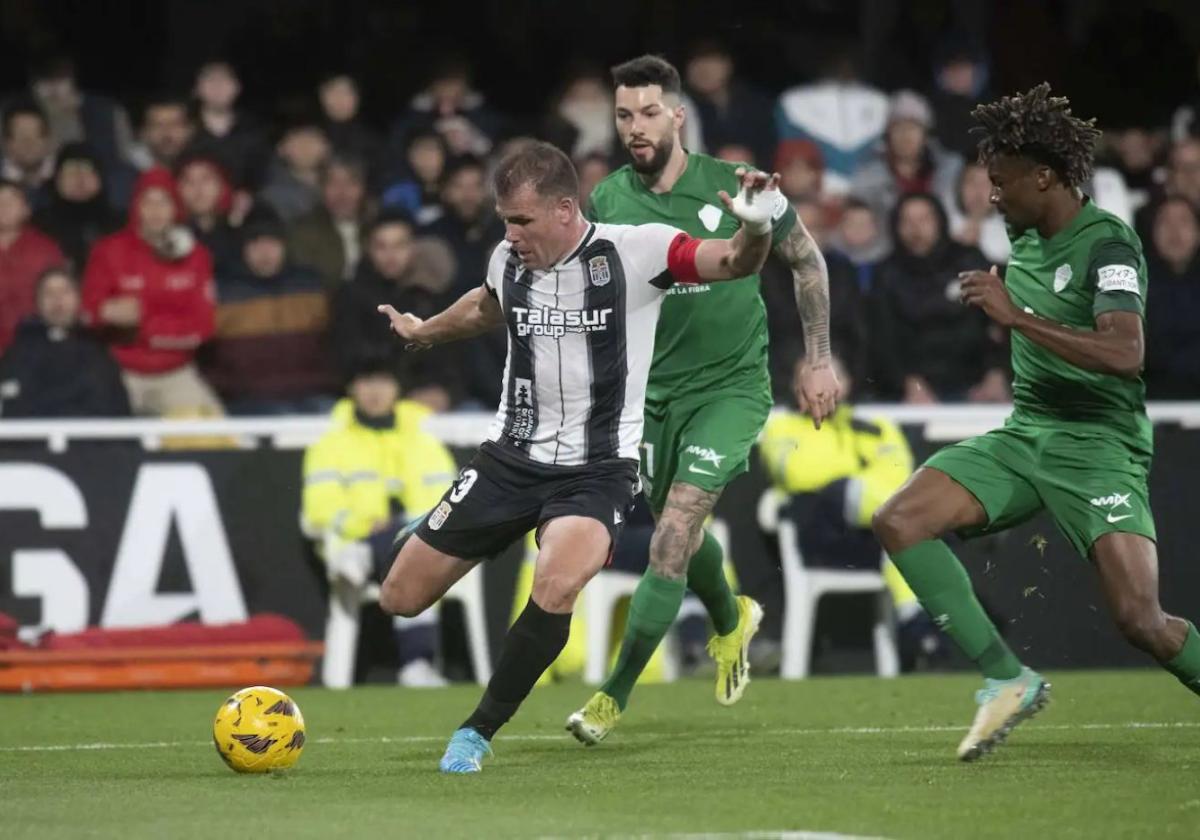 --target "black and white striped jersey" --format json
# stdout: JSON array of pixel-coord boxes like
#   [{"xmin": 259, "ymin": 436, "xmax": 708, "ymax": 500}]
[{"xmin": 482, "ymin": 221, "xmax": 693, "ymax": 466}]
